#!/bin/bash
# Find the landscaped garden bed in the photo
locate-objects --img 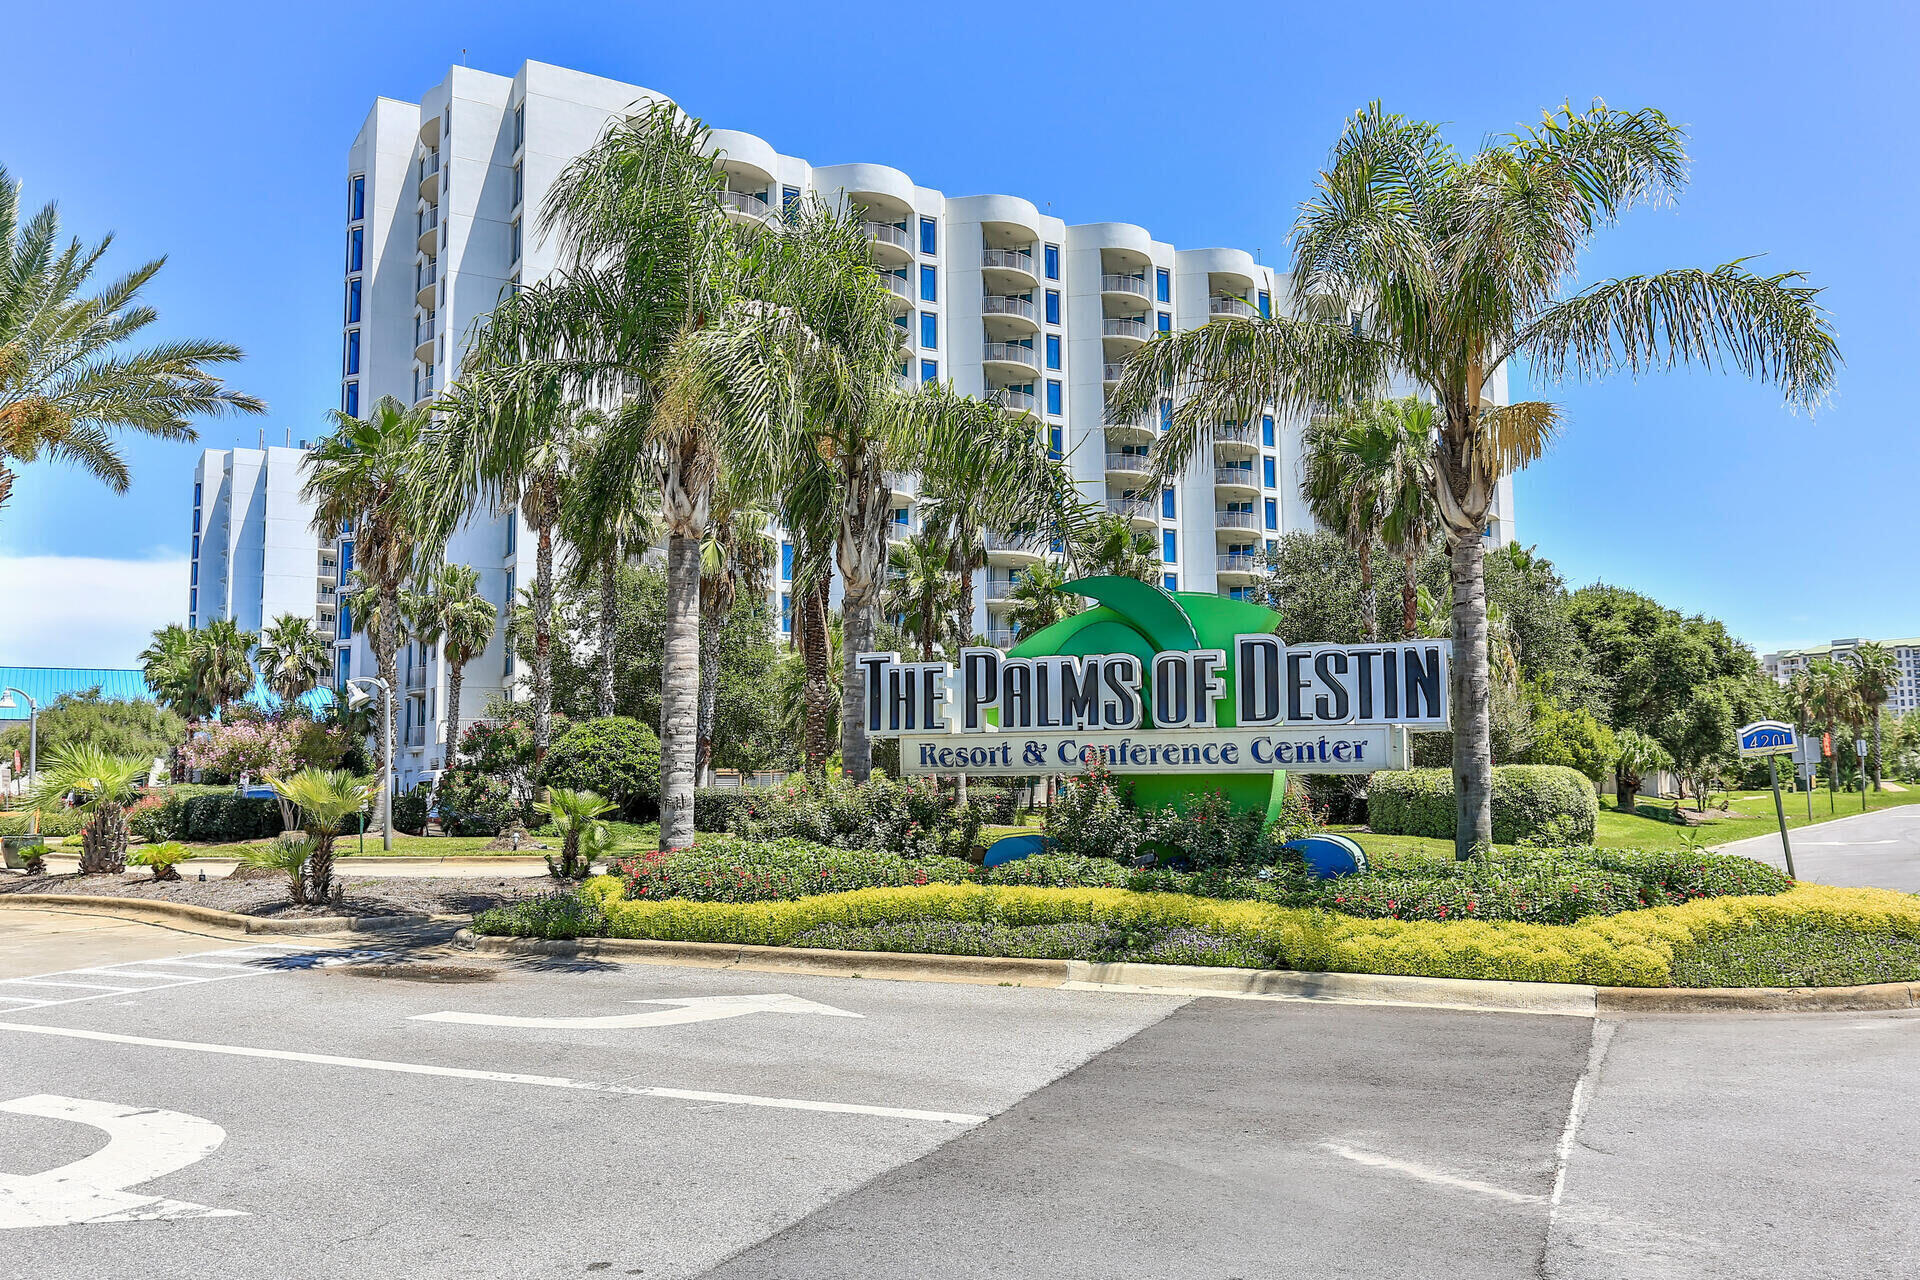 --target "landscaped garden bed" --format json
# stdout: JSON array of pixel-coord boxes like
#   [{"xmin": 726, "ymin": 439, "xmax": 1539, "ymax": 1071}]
[{"xmin": 0, "ymin": 870, "xmax": 554, "ymax": 919}]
